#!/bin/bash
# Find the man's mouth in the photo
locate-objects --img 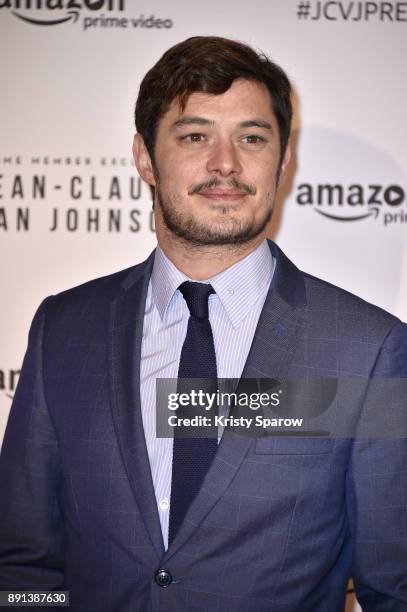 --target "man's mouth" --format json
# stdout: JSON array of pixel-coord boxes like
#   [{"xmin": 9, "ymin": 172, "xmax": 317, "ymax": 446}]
[{"xmin": 197, "ymin": 189, "xmax": 248, "ymax": 201}]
